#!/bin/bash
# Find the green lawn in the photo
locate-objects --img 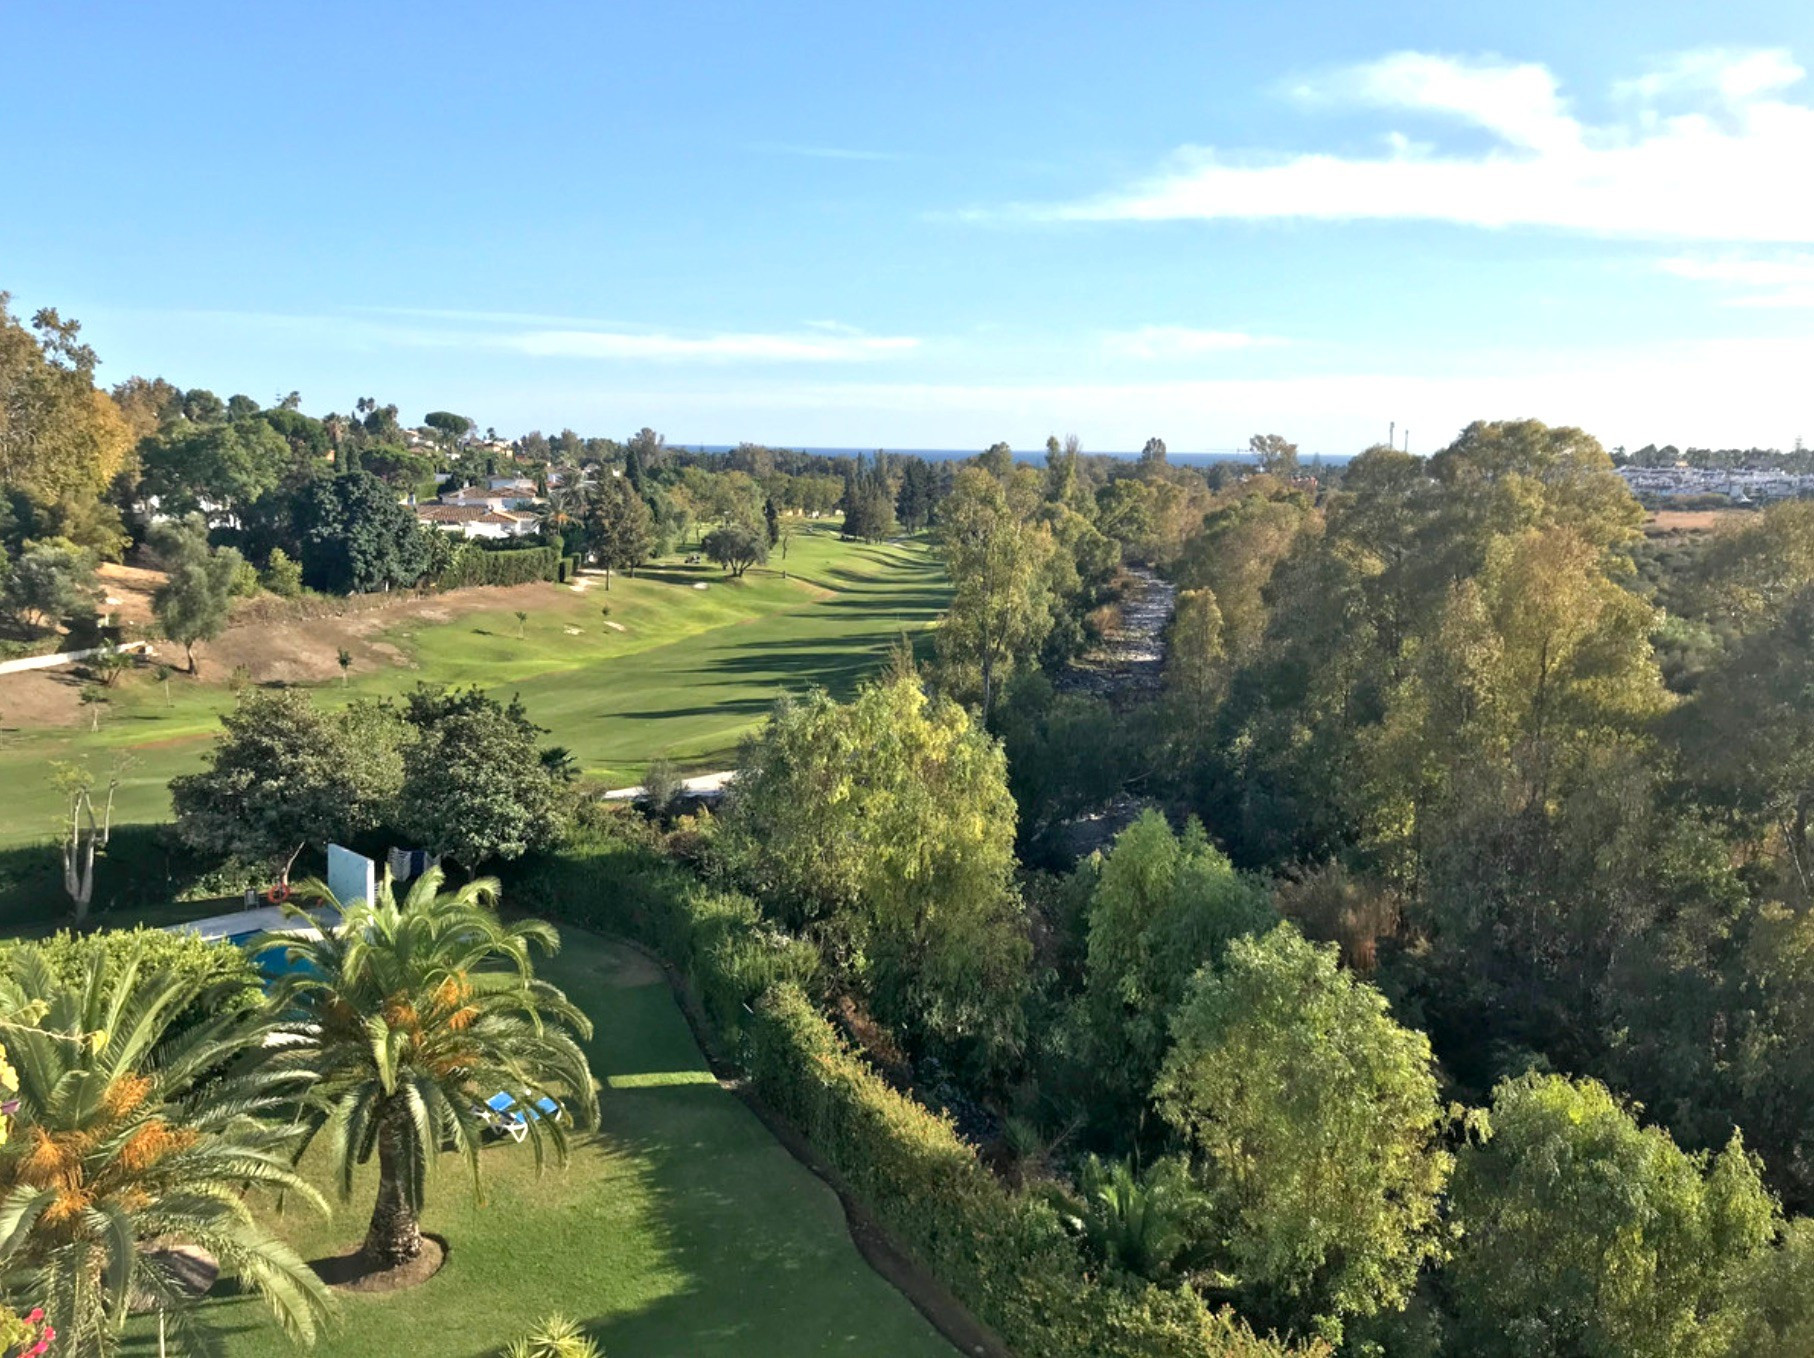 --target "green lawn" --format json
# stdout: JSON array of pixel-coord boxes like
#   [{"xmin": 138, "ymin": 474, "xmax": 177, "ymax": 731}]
[
  {"xmin": 123, "ymin": 929, "xmax": 957, "ymax": 1358},
  {"xmin": 0, "ymin": 529, "xmax": 947, "ymax": 846}
]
